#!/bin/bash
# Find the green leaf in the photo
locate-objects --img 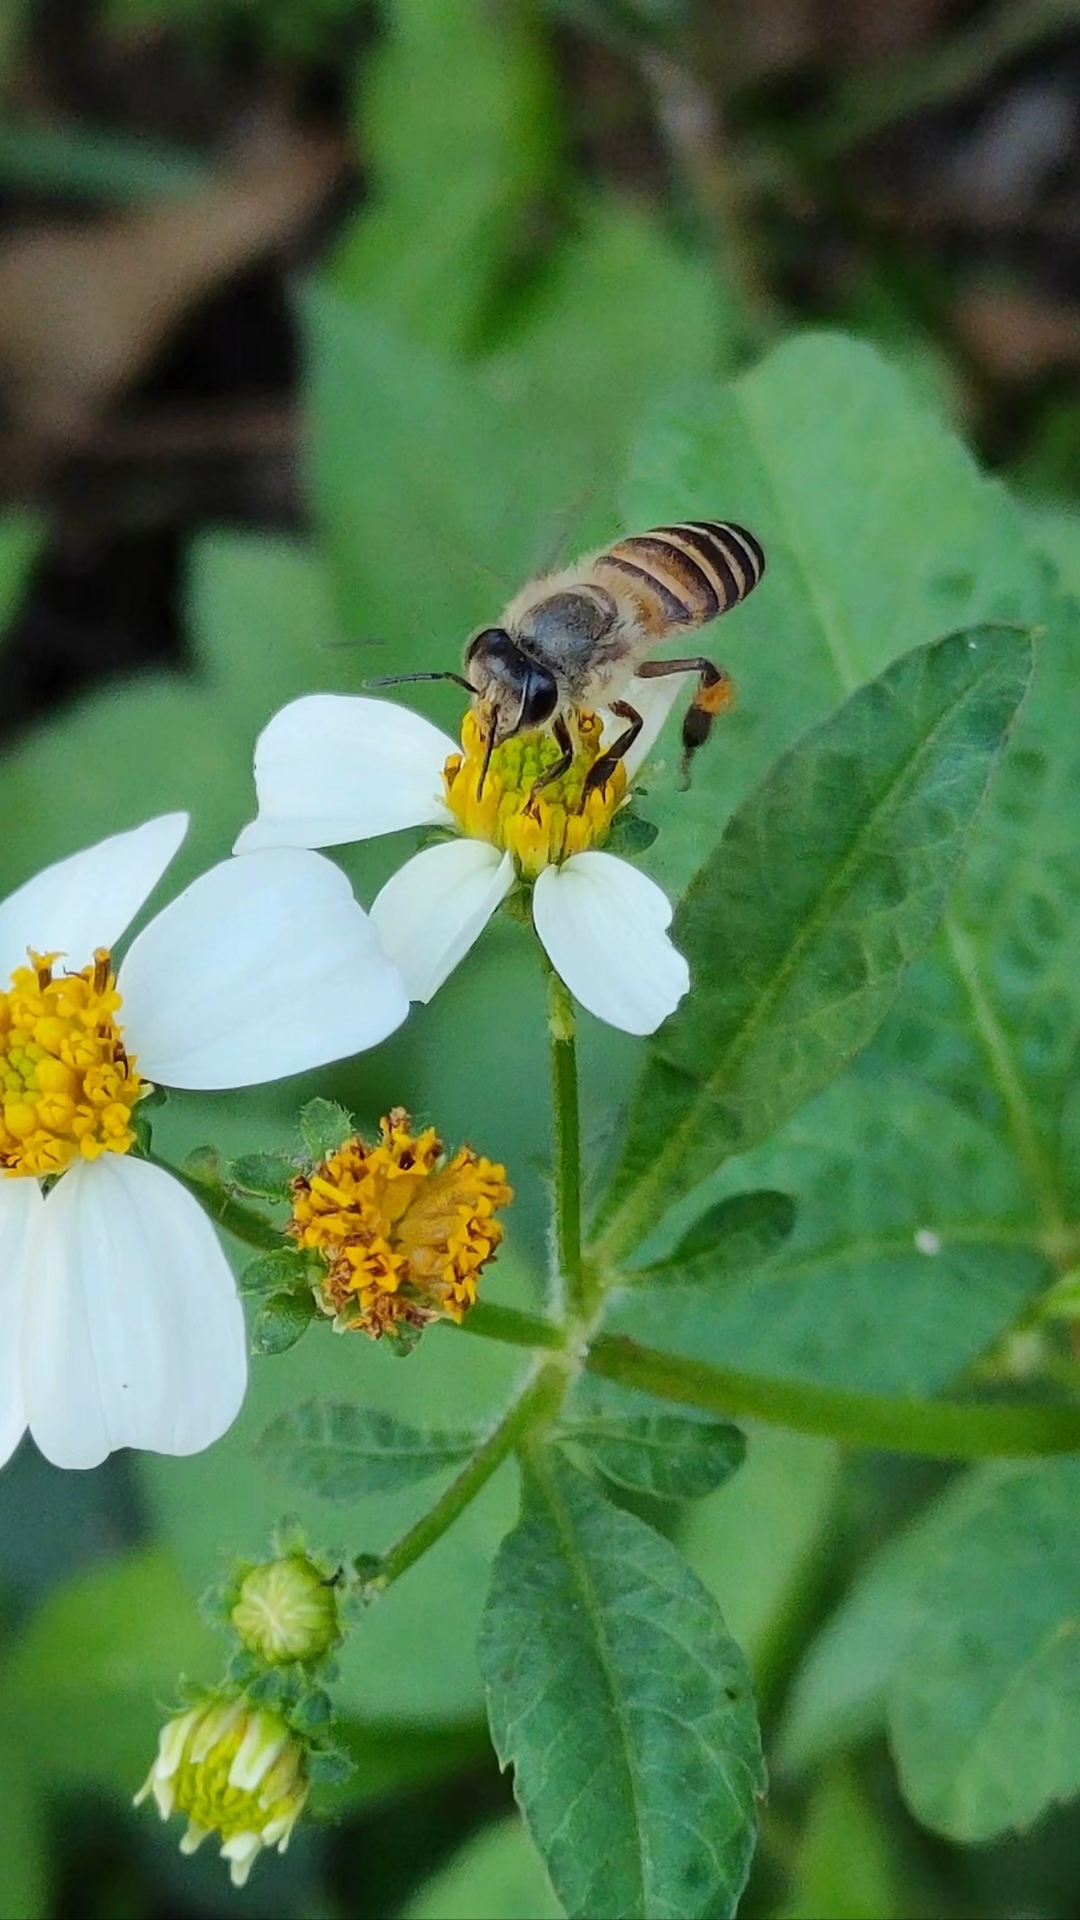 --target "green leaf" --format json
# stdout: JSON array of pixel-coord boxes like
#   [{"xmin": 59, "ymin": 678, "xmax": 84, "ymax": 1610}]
[
  {"xmin": 405, "ymin": 1816, "xmax": 561, "ymax": 1920},
  {"xmin": 254, "ymin": 1401, "xmax": 485, "ymax": 1498},
  {"xmin": 558, "ymin": 1376, "xmax": 745, "ymax": 1499},
  {"xmin": 238, "ymin": 1247, "xmax": 305, "ymax": 1297},
  {"xmin": 487, "ymin": 197, "xmax": 733, "ymax": 463},
  {"xmin": 778, "ymin": 1464, "xmax": 1023, "ymax": 1776},
  {"xmin": 1026, "ymin": 499, "xmax": 1080, "ymax": 601},
  {"xmin": 630, "ymin": 1188, "xmax": 796, "ymax": 1289},
  {"xmin": 331, "ymin": 0, "xmax": 558, "ymax": 355},
  {"xmin": 1, "ymin": 1548, "xmax": 217, "ymax": 1792},
  {"xmin": 602, "ymin": 339, "xmax": 1071, "ymax": 1282},
  {"xmin": 304, "ymin": 286, "xmax": 576, "ymax": 678},
  {"xmin": 478, "ymin": 1449, "xmax": 764, "ymax": 1919},
  {"xmin": 683, "ymin": 1429, "xmax": 841, "ymax": 1699},
  {"xmin": 182, "ymin": 1142, "xmax": 221, "ymax": 1182},
  {"xmin": 306, "ymin": 203, "xmax": 722, "ymax": 689},
  {"xmin": 250, "ymin": 1291, "xmax": 315, "ymax": 1355},
  {"xmin": 780, "ymin": 1760, "xmax": 904, "ymax": 1920},
  {"xmin": 603, "ymin": 806, "xmax": 660, "ymax": 858},
  {"xmin": 870, "ymin": 523, "xmax": 1080, "ymax": 1235},
  {"xmin": 618, "ymin": 336, "xmax": 1047, "ymax": 910},
  {"xmin": 886, "ymin": 1457, "xmax": 1080, "ymax": 1841},
  {"xmin": 322, "ymin": 1716, "xmax": 490, "ymax": 1818},
  {"xmin": 0, "ymin": 1750, "xmax": 46, "ymax": 1920},
  {"xmin": 230, "ymin": 1150, "xmax": 296, "ymax": 1200},
  {"xmin": 593, "ymin": 624, "xmax": 1034, "ymax": 1262},
  {"xmin": 0, "ymin": 509, "xmax": 42, "ymax": 641},
  {"xmin": 0, "ymin": 119, "xmax": 208, "ymax": 201},
  {"xmin": 298, "ymin": 1097, "xmax": 356, "ymax": 1162},
  {"xmin": 306, "ymin": 1744, "xmax": 354, "ymax": 1785},
  {"xmin": 612, "ymin": 1075, "xmax": 1047, "ymax": 1397}
]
